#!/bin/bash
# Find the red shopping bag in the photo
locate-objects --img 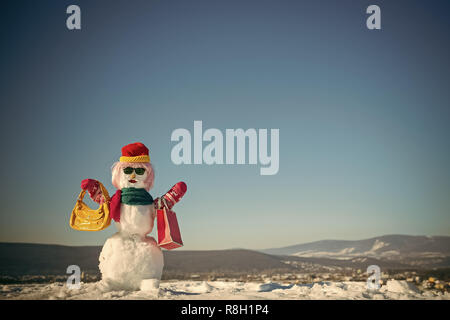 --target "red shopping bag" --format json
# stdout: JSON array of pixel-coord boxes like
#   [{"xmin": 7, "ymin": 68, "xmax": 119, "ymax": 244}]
[{"xmin": 157, "ymin": 207, "xmax": 183, "ymax": 250}]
